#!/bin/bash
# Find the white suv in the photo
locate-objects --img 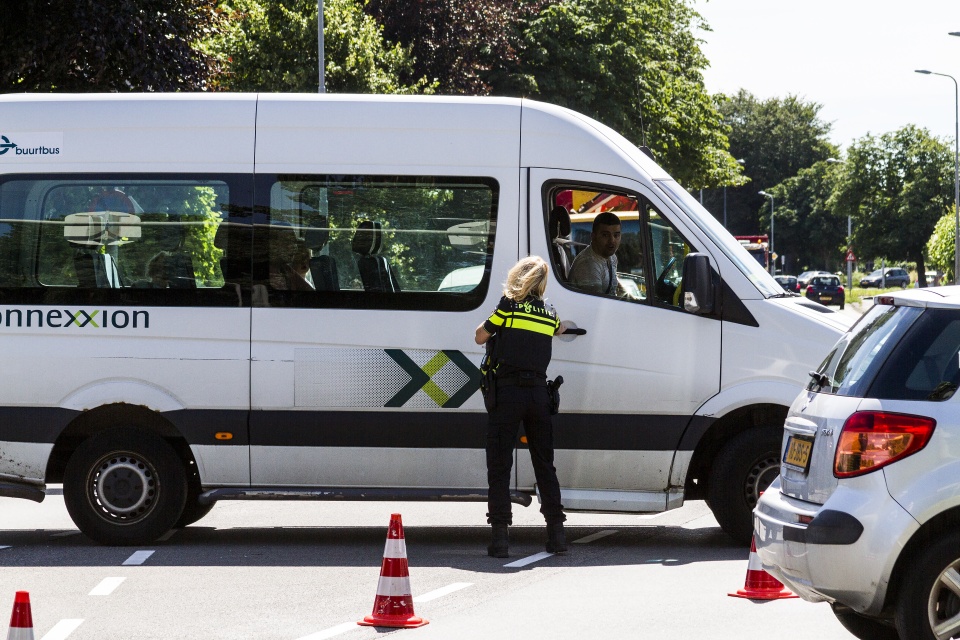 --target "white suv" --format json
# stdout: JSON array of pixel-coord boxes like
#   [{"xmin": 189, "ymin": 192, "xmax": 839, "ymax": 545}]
[{"xmin": 755, "ymin": 287, "xmax": 960, "ymax": 640}]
